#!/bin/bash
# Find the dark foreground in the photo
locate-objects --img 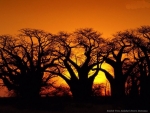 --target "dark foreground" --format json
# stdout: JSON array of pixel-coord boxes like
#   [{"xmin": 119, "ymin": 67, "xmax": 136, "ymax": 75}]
[{"xmin": 0, "ymin": 96, "xmax": 149, "ymax": 113}]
